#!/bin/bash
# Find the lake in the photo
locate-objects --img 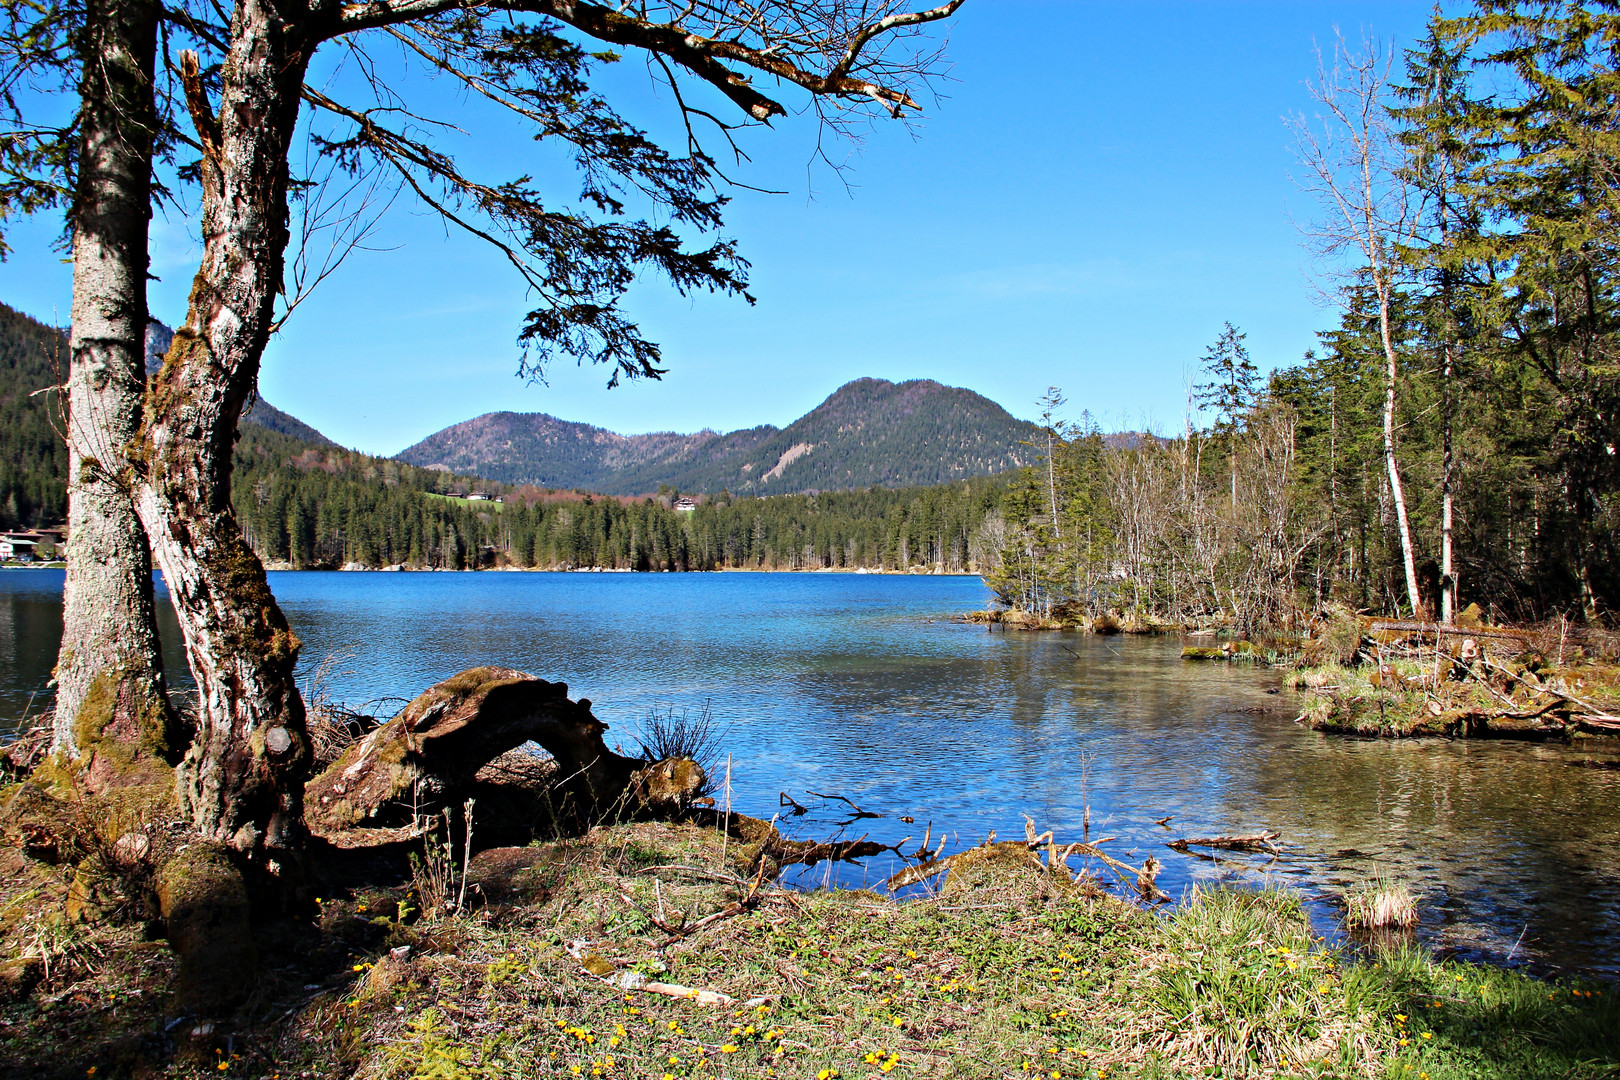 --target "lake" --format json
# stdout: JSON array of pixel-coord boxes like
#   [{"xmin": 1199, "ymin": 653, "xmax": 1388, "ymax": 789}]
[{"xmin": 3, "ymin": 568, "xmax": 1618, "ymax": 976}]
